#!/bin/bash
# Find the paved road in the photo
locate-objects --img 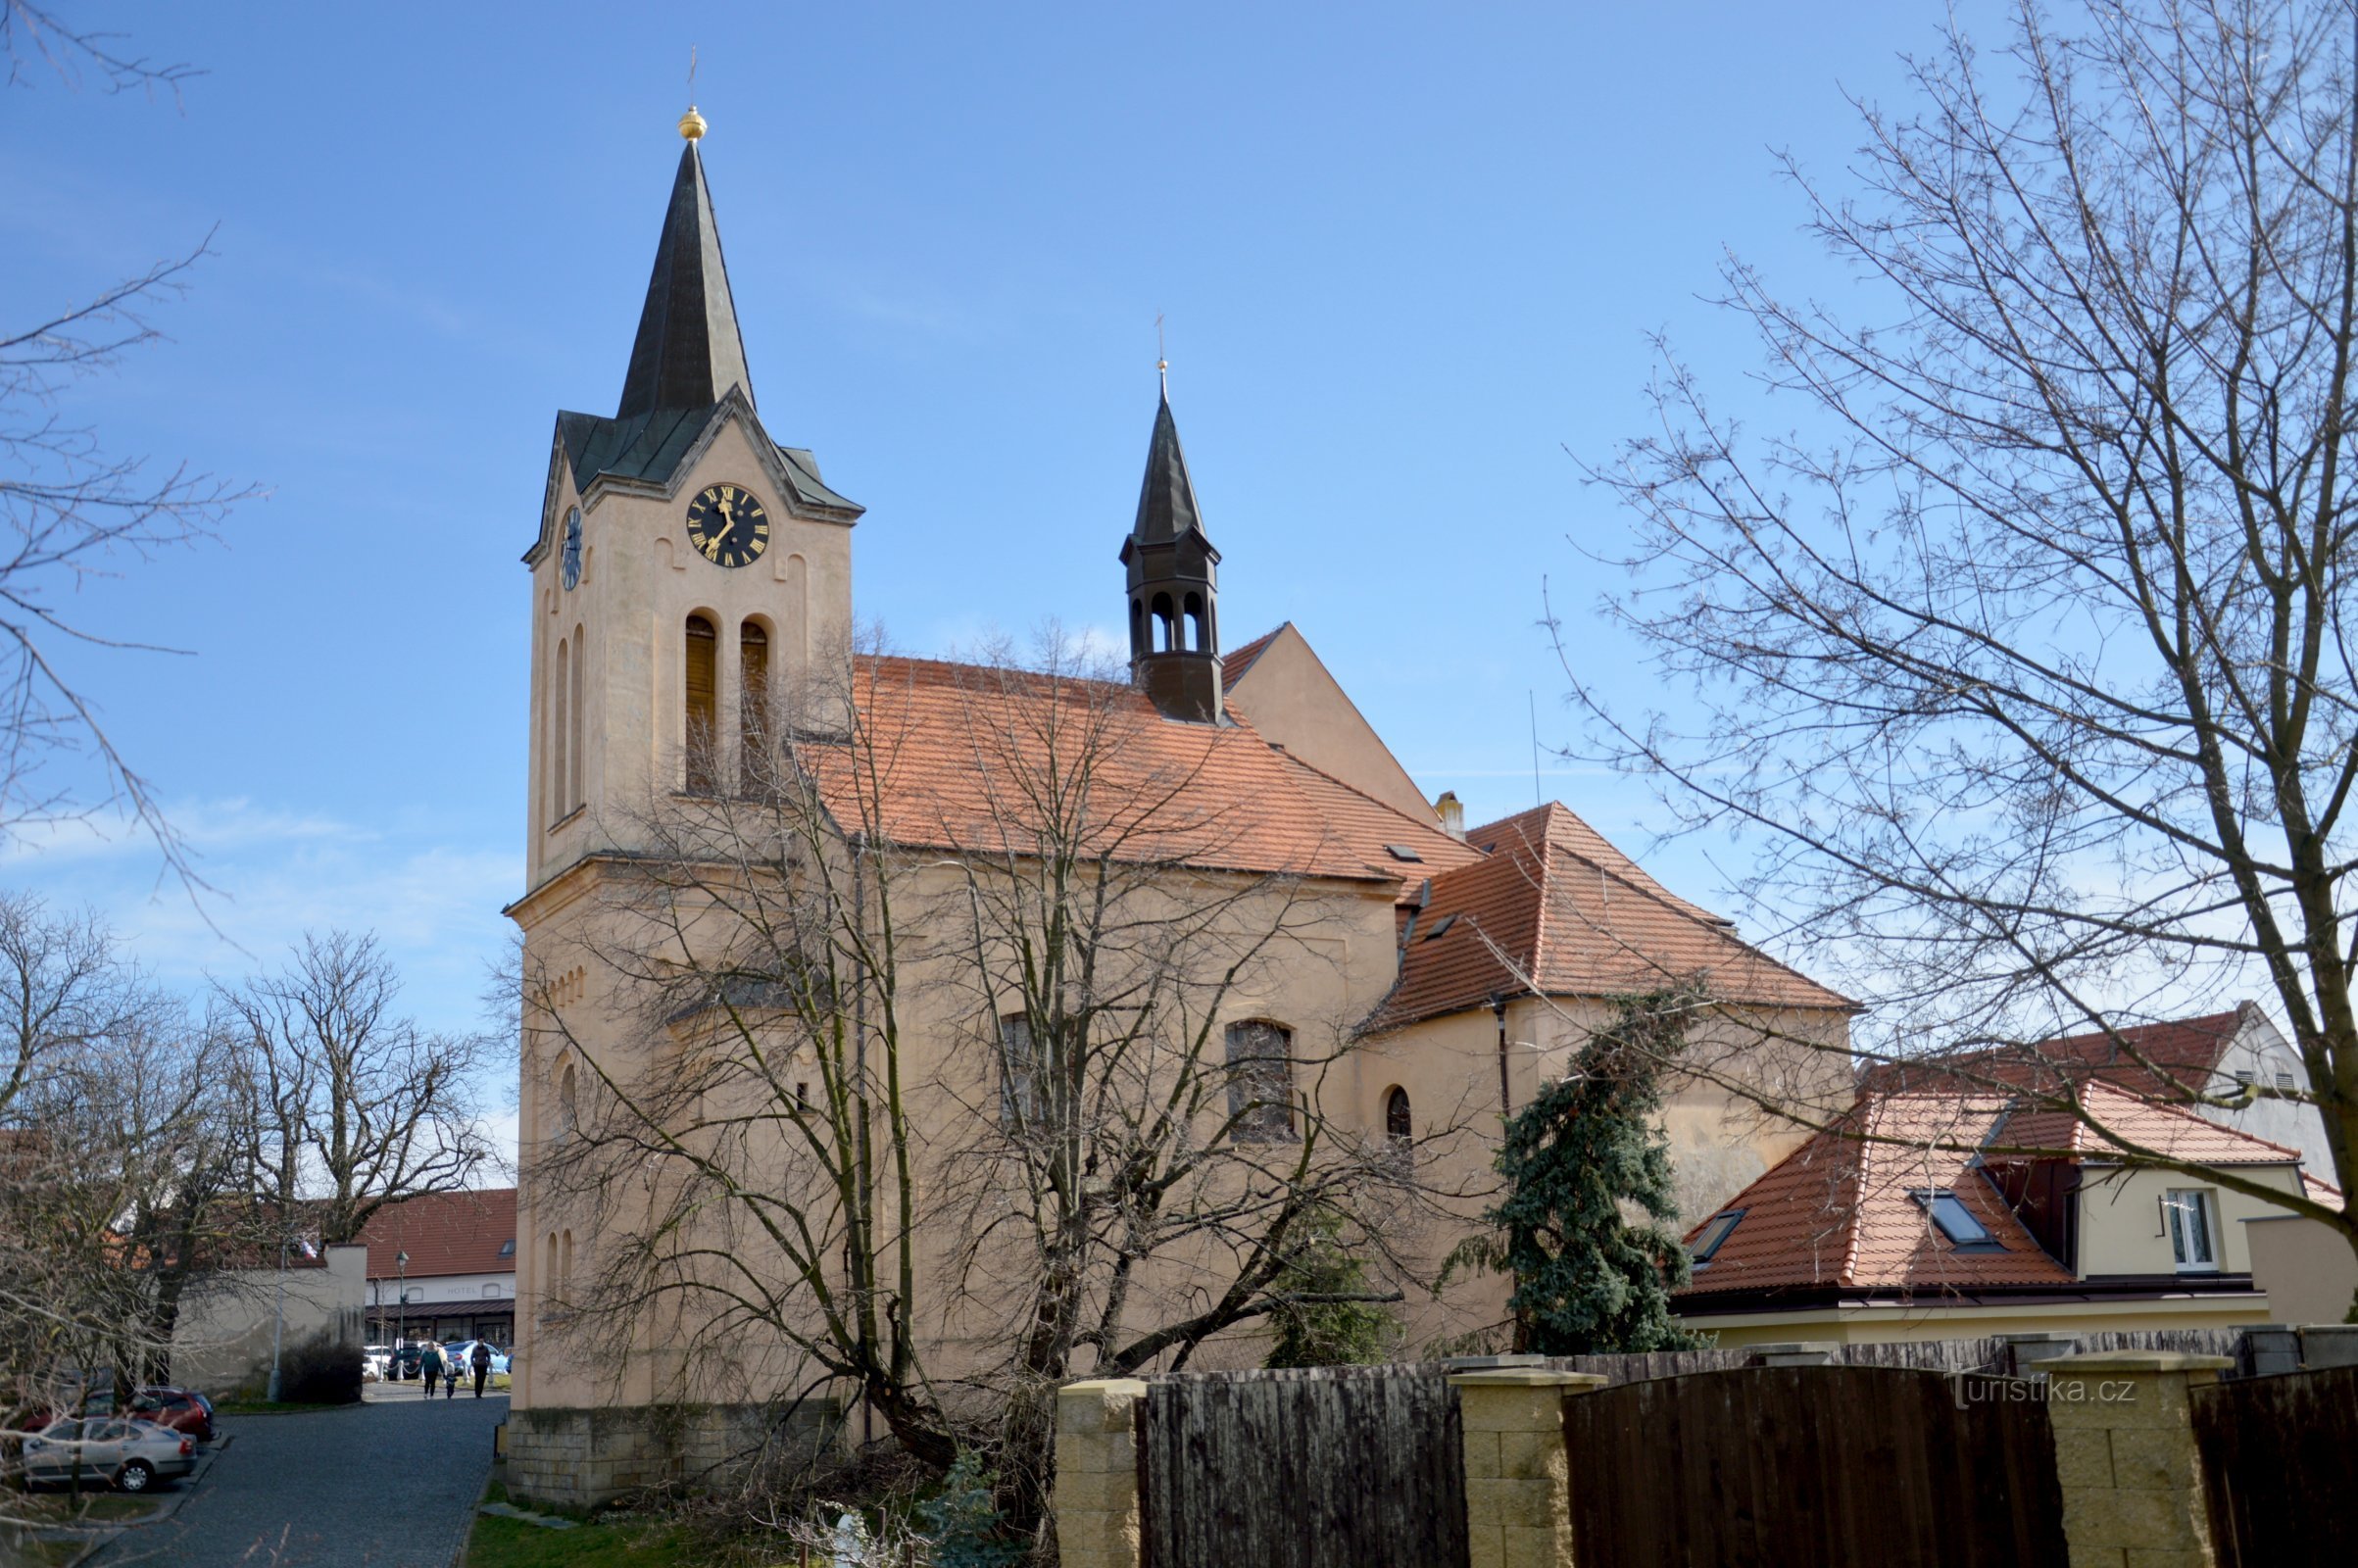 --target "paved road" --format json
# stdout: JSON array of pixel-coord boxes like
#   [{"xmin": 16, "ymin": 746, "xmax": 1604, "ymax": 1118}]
[{"xmin": 90, "ymin": 1392, "xmax": 506, "ymax": 1568}]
